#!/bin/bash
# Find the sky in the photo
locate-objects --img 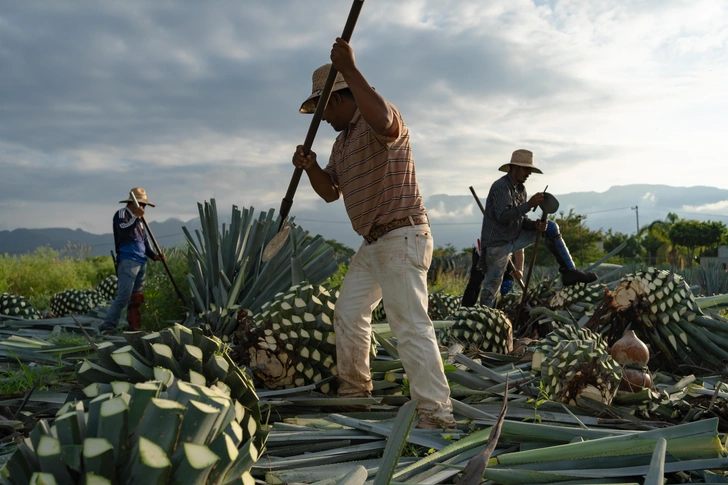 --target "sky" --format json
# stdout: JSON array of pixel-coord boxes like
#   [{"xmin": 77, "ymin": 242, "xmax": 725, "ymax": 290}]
[{"xmin": 1, "ymin": 0, "xmax": 727, "ymax": 240}]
